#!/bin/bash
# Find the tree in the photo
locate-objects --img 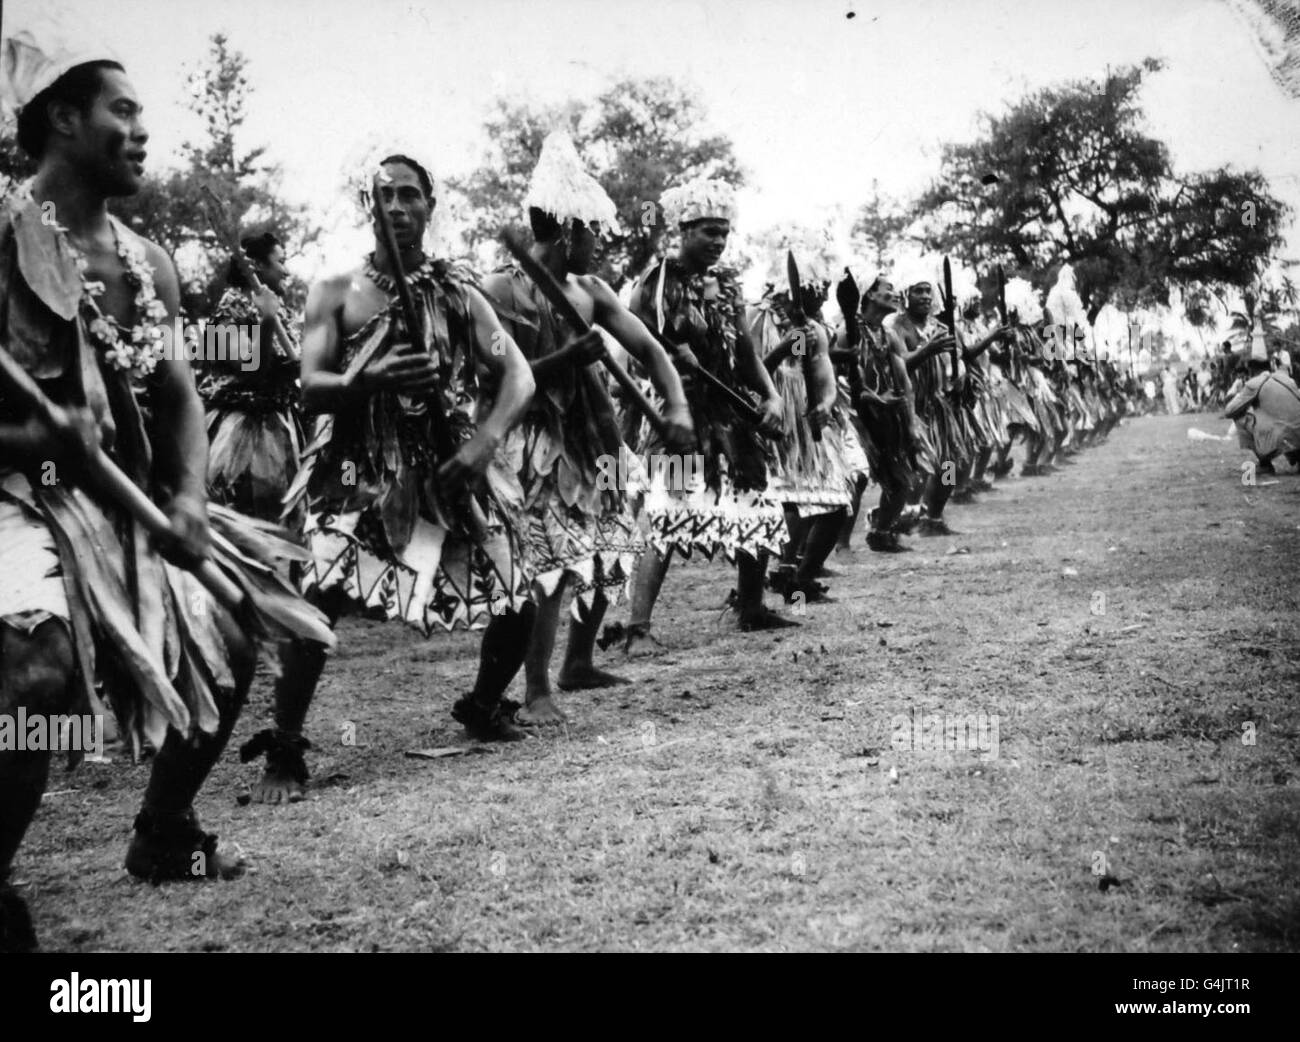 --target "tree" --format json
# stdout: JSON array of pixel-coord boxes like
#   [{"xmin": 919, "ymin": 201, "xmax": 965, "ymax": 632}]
[
  {"xmin": 451, "ymin": 77, "xmax": 745, "ymax": 286},
  {"xmin": 911, "ymin": 60, "xmax": 1291, "ymax": 322},
  {"xmin": 111, "ymin": 34, "xmax": 317, "ymax": 316},
  {"xmin": 849, "ymin": 181, "xmax": 910, "ymax": 269}
]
